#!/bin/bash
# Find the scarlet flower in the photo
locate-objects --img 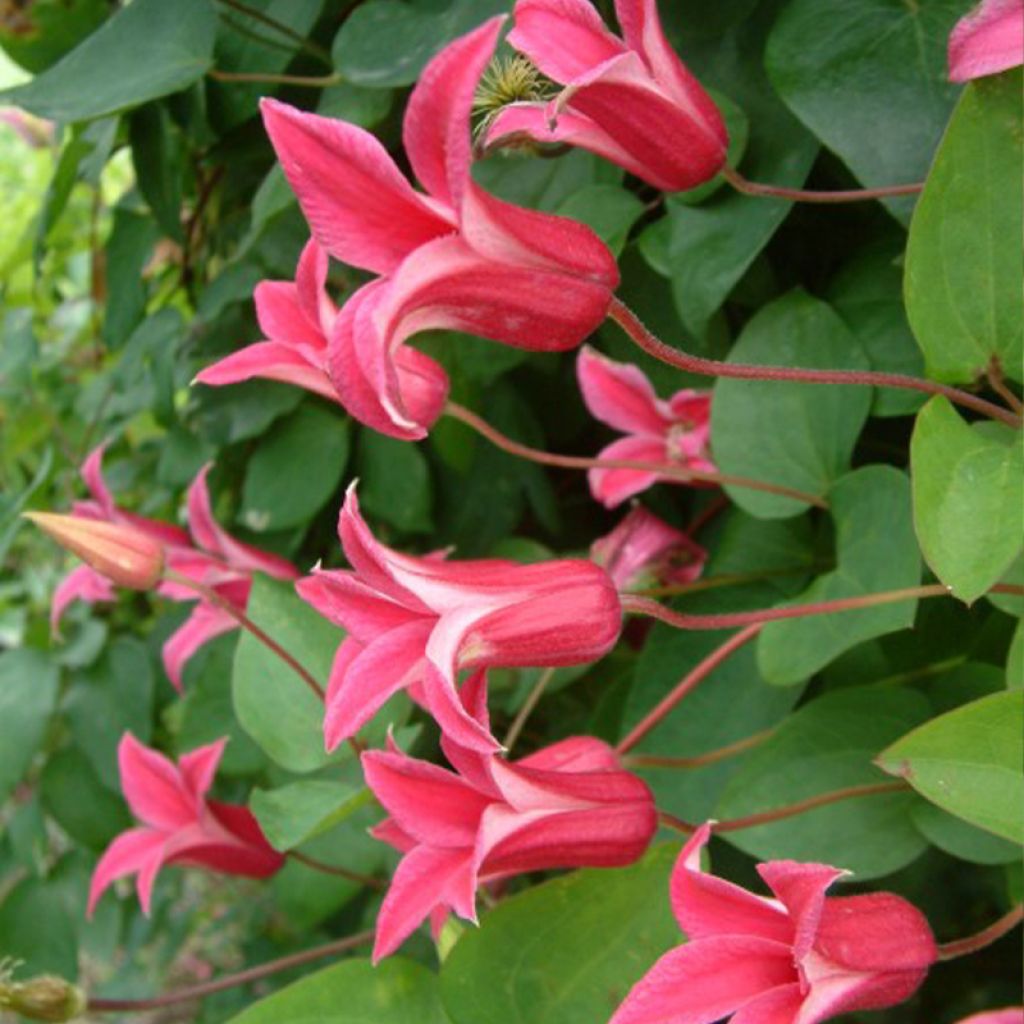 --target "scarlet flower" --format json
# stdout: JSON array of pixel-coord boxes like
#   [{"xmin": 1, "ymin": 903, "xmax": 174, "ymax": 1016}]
[
  {"xmin": 577, "ymin": 346, "xmax": 714, "ymax": 507},
  {"xmin": 610, "ymin": 823, "xmax": 937, "ymax": 1024},
  {"xmin": 488, "ymin": 0, "xmax": 727, "ymax": 192},
  {"xmin": 297, "ymin": 485, "xmax": 622, "ymax": 753},
  {"xmin": 259, "ymin": 16, "xmax": 618, "ymax": 441},
  {"xmin": 591, "ymin": 505, "xmax": 706, "ymax": 592},
  {"xmin": 363, "ymin": 672, "xmax": 657, "ymax": 960},
  {"xmin": 88, "ymin": 734, "xmax": 283, "ymax": 917},
  {"xmin": 948, "ymin": 0, "xmax": 1023, "ymax": 81},
  {"xmin": 955, "ymin": 1012, "xmax": 1024, "ymax": 1024},
  {"xmin": 194, "ymin": 239, "xmax": 338, "ymax": 401}
]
